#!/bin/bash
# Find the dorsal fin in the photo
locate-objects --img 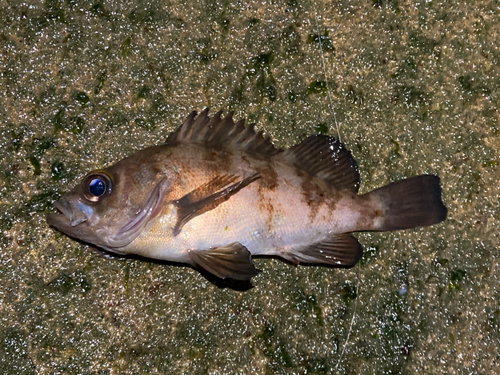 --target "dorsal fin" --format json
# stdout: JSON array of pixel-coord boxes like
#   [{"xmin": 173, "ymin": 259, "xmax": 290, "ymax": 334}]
[
  {"xmin": 165, "ymin": 109, "xmax": 281, "ymax": 158},
  {"xmin": 277, "ymin": 135, "xmax": 360, "ymax": 192}
]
